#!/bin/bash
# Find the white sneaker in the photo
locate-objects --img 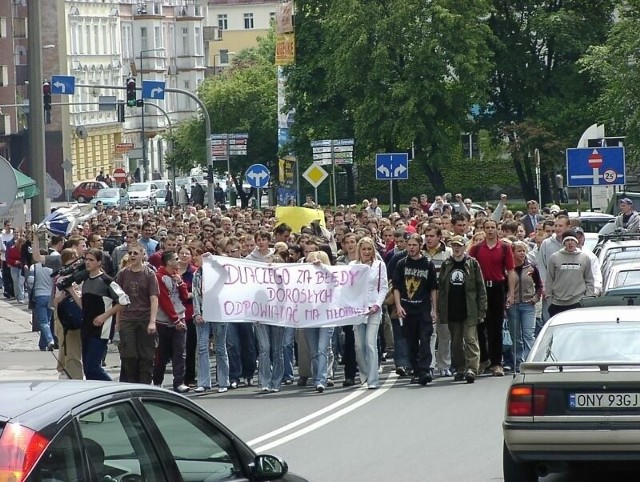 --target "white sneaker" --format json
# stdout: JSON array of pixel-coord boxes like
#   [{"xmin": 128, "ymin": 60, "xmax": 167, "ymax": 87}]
[
  {"xmin": 439, "ymin": 368, "xmax": 452, "ymax": 377},
  {"xmin": 194, "ymin": 386, "xmax": 208, "ymax": 393},
  {"xmin": 175, "ymin": 384, "xmax": 190, "ymax": 393},
  {"xmin": 261, "ymin": 386, "xmax": 269, "ymax": 392},
  {"xmin": 218, "ymin": 387, "xmax": 228, "ymax": 393}
]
